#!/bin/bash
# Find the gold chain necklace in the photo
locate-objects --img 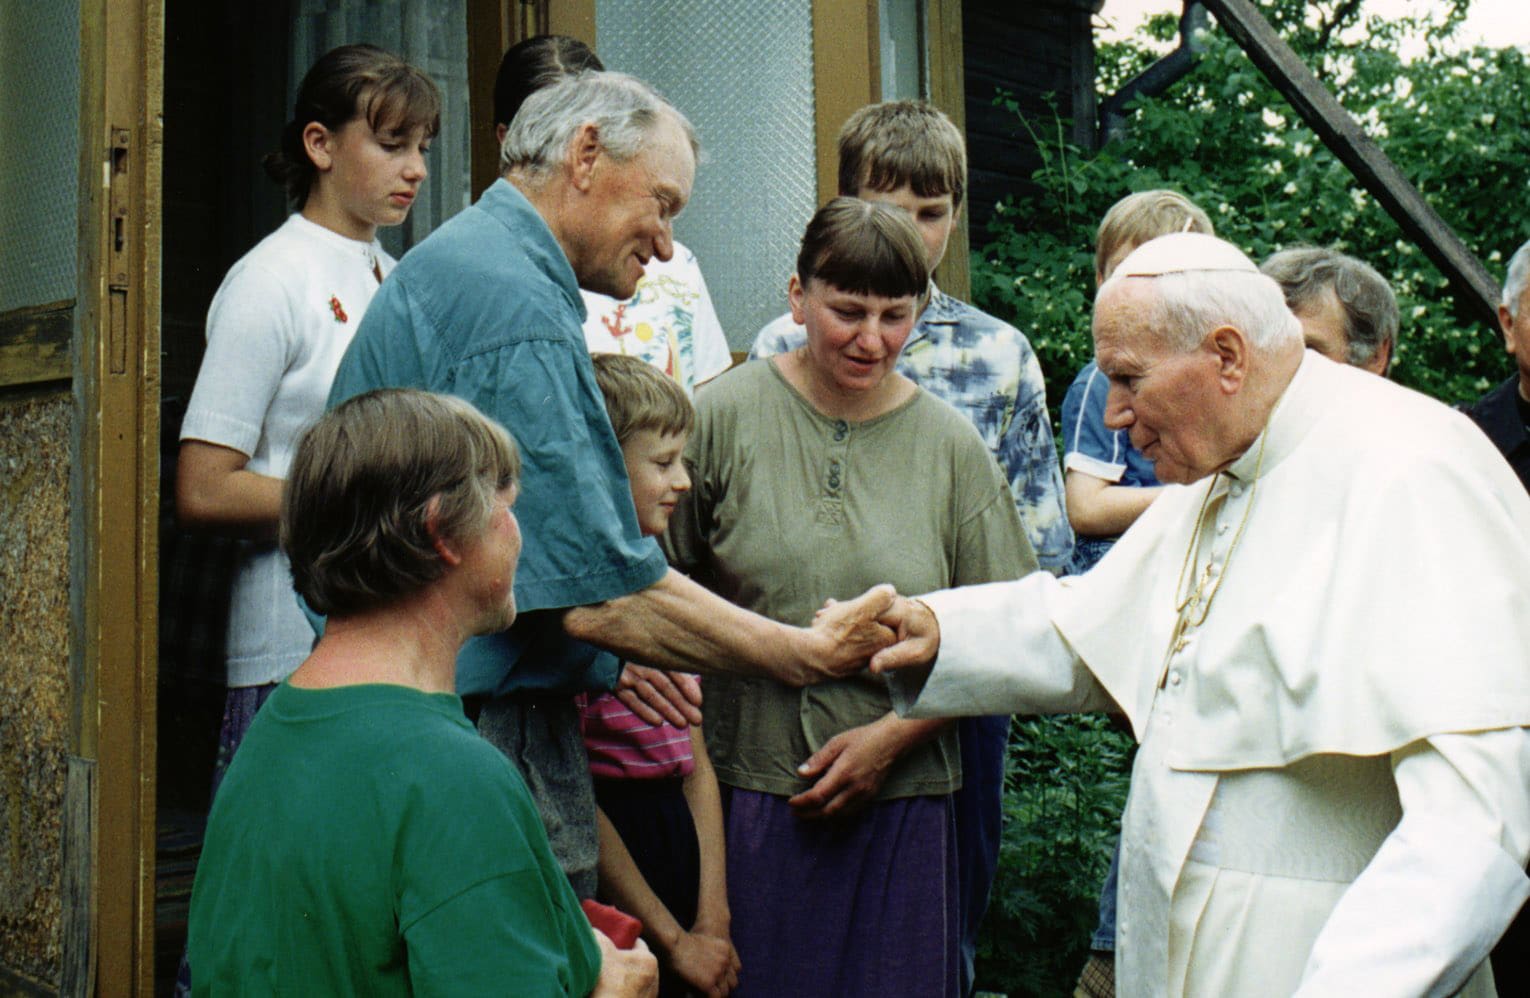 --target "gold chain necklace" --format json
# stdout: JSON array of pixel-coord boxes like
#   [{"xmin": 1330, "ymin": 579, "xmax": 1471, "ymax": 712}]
[{"xmin": 1163, "ymin": 429, "xmax": 1269, "ymax": 666}]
